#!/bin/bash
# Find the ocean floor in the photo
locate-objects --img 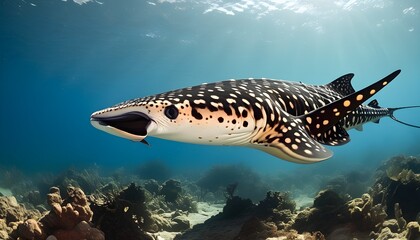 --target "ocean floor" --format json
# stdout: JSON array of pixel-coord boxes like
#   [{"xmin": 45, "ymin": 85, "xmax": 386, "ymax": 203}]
[
  {"xmin": 0, "ymin": 155, "xmax": 420, "ymax": 240},
  {"xmin": 154, "ymin": 202, "xmax": 223, "ymax": 240}
]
